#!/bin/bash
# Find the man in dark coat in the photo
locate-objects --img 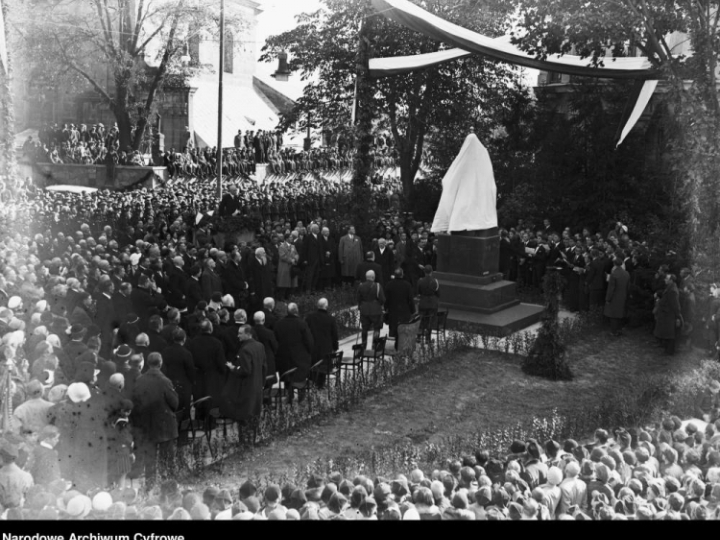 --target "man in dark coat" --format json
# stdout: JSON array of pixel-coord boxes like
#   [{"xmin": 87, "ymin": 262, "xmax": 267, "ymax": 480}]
[
  {"xmin": 112, "ymin": 282, "xmax": 134, "ymax": 327},
  {"xmin": 219, "ymin": 325, "xmax": 266, "ymax": 434},
  {"xmin": 586, "ymin": 249, "xmax": 607, "ymax": 308},
  {"xmin": 604, "ymin": 257, "xmax": 630, "ymax": 336},
  {"xmin": 654, "ymin": 273, "xmax": 682, "ymax": 355},
  {"xmin": 131, "ymin": 352, "xmax": 179, "ymax": 489},
  {"xmin": 299, "ymin": 223, "xmax": 324, "ymax": 294},
  {"xmin": 160, "ymin": 328, "xmax": 196, "ymax": 422},
  {"xmin": 186, "ymin": 266, "xmax": 204, "ymax": 313},
  {"xmin": 185, "ymin": 320, "xmax": 227, "ymax": 419},
  {"xmin": 247, "ymin": 248, "xmax": 274, "ymax": 314},
  {"xmin": 273, "ymin": 303, "xmax": 314, "ymax": 402},
  {"xmin": 94, "ymin": 280, "xmax": 118, "ymax": 359},
  {"xmin": 200, "ymin": 258, "xmax": 223, "ymax": 303},
  {"xmin": 304, "ymin": 298, "xmax": 339, "ymax": 389},
  {"xmin": 417, "ymin": 265, "xmax": 439, "ymax": 343},
  {"xmin": 373, "ymin": 238, "xmax": 395, "ymax": 288},
  {"xmin": 357, "ymin": 269, "xmax": 385, "ymax": 349},
  {"xmin": 166, "ymin": 257, "xmax": 189, "ymax": 309},
  {"xmin": 222, "ymin": 250, "xmax": 248, "ymax": 309},
  {"xmin": 252, "ymin": 311, "xmax": 278, "ymax": 386},
  {"xmin": 131, "ymin": 274, "xmax": 166, "ymax": 328},
  {"xmin": 147, "ymin": 315, "xmax": 168, "ymax": 355},
  {"xmin": 262, "ymin": 297, "xmax": 278, "ymax": 331},
  {"xmin": 355, "ymin": 251, "xmax": 384, "ymax": 287},
  {"xmin": 61, "ymin": 324, "xmax": 89, "ymax": 381},
  {"xmin": 218, "ymin": 184, "xmax": 242, "ymax": 217},
  {"xmin": 384, "ymin": 268, "xmax": 416, "ymax": 348}
]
